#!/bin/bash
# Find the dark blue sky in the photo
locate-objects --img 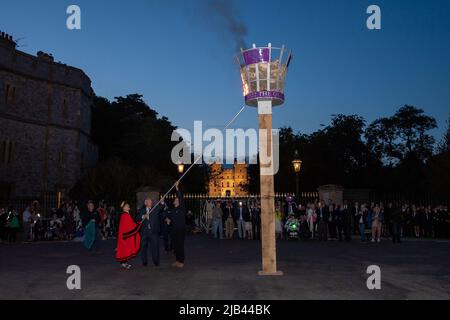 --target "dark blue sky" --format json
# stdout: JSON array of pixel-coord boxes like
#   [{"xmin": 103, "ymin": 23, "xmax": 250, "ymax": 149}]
[{"xmin": 2, "ymin": 0, "xmax": 449, "ymax": 142}]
